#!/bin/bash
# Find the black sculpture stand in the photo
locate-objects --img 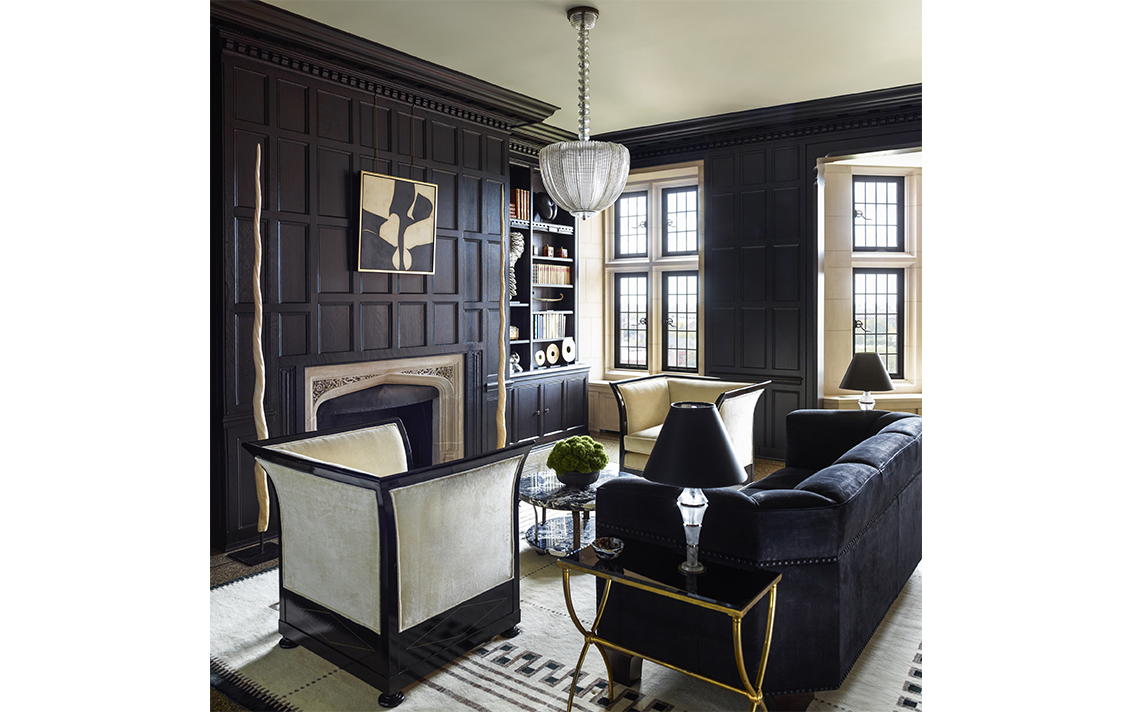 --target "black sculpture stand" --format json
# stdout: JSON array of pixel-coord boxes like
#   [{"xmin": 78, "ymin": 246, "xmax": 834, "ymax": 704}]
[{"xmin": 230, "ymin": 532, "xmax": 280, "ymax": 566}]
